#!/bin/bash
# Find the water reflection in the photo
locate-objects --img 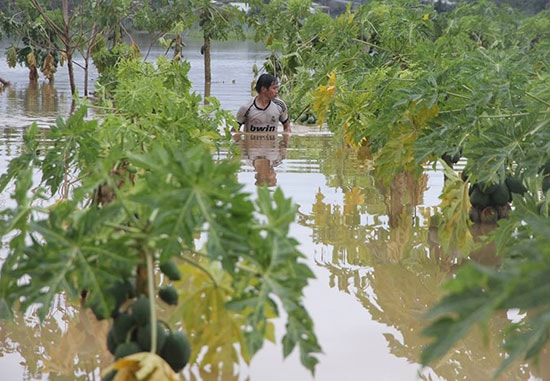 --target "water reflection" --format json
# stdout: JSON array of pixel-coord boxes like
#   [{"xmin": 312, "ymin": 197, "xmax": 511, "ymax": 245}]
[
  {"xmin": 0, "ymin": 299, "xmax": 111, "ymax": 381},
  {"xmin": 0, "ymin": 130, "xmax": 546, "ymax": 380},
  {"xmin": 305, "ymin": 152, "xmax": 543, "ymax": 380},
  {"xmin": 22, "ymin": 80, "xmax": 60, "ymax": 116},
  {"xmin": 233, "ymin": 132, "xmax": 289, "ymax": 187}
]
